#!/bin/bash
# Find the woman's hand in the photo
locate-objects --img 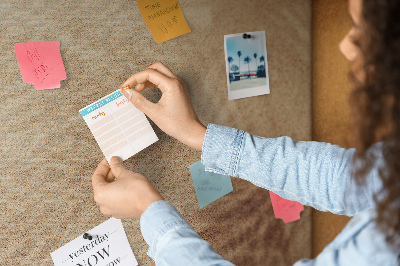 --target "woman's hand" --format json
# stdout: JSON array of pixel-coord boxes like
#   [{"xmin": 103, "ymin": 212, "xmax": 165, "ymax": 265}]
[
  {"xmin": 91, "ymin": 157, "xmax": 164, "ymax": 219},
  {"xmin": 120, "ymin": 61, "xmax": 207, "ymax": 151}
]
